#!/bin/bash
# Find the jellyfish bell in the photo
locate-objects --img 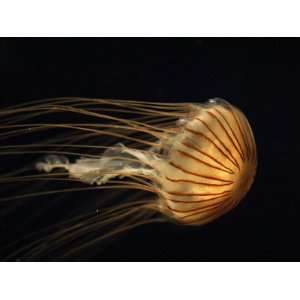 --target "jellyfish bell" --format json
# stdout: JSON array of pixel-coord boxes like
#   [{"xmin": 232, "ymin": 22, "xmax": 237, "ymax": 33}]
[{"xmin": 0, "ymin": 97, "xmax": 257, "ymax": 259}]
